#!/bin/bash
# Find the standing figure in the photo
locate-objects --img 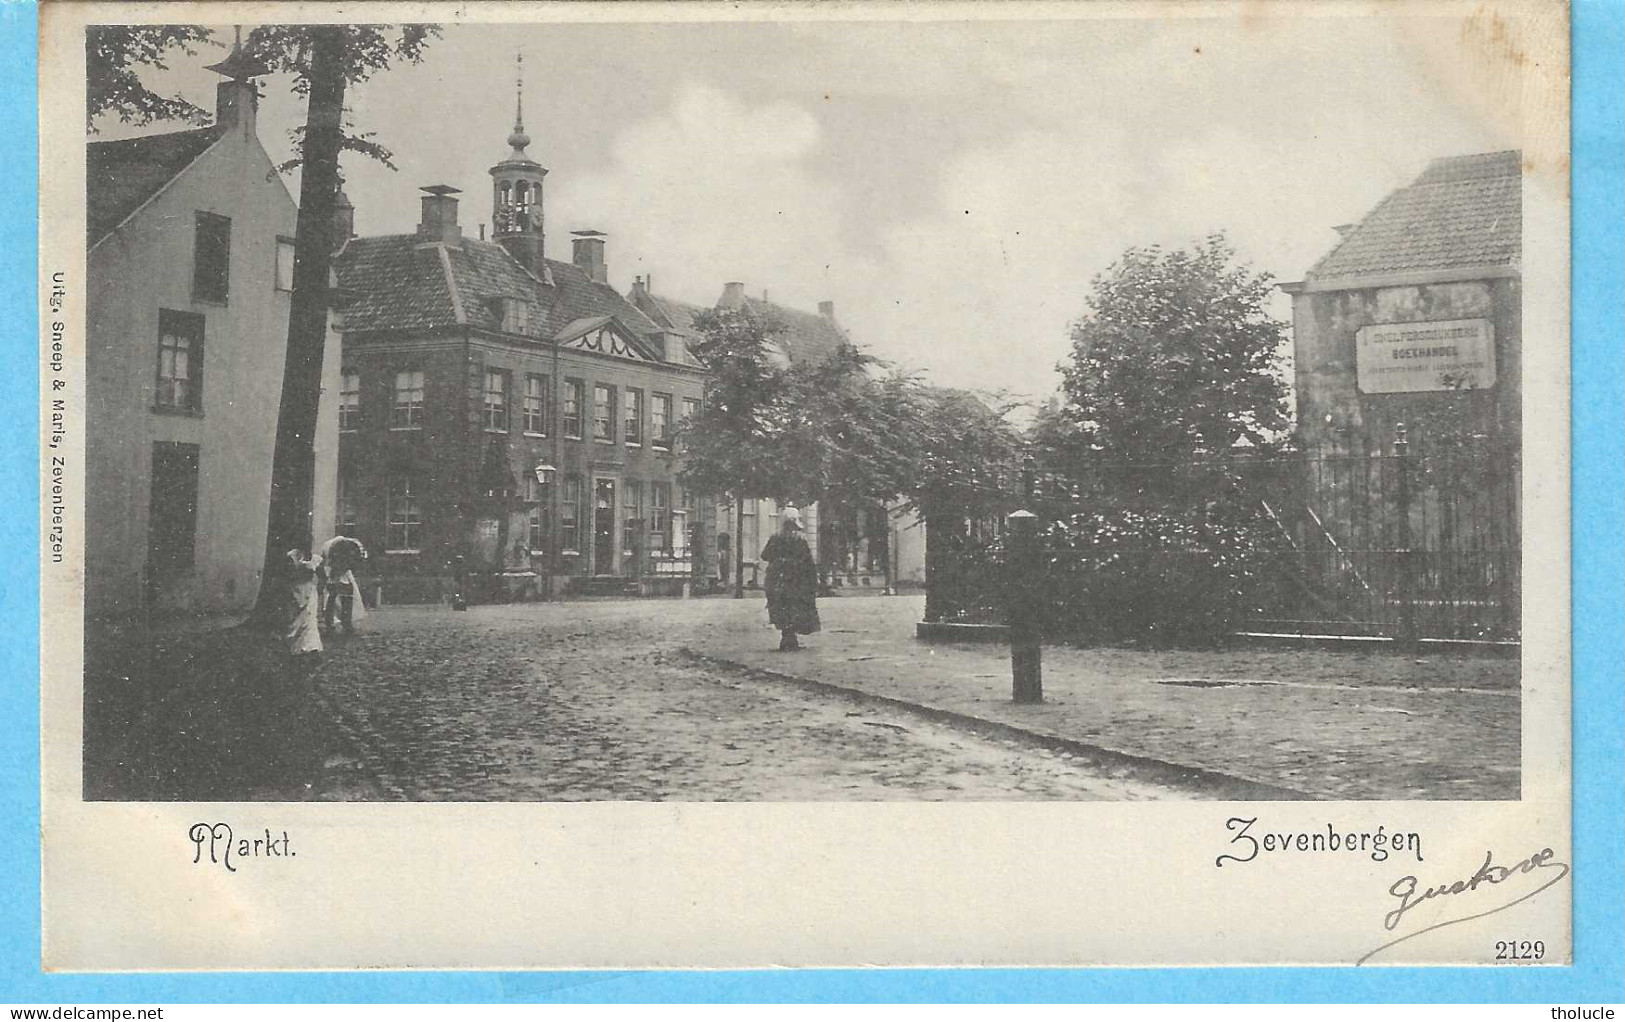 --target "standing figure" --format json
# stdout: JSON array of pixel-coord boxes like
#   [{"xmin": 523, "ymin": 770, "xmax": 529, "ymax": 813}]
[
  {"xmin": 761, "ymin": 506, "xmax": 820, "ymax": 651},
  {"xmin": 284, "ymin": 547, "xmax": 324, "ymax": 661},
  {"xmin": 320, "ymin": 533, "xmax": 368, "ymax": 634}
]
